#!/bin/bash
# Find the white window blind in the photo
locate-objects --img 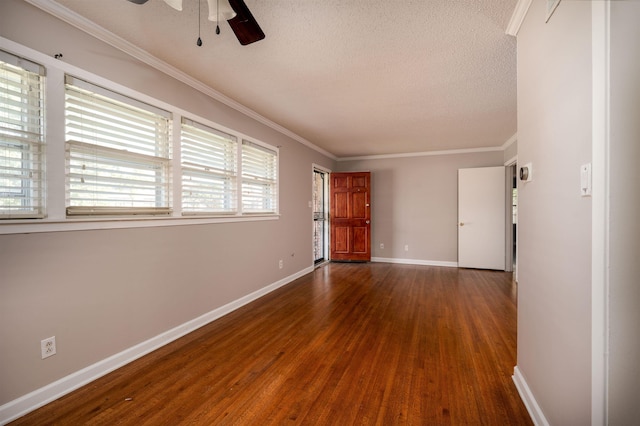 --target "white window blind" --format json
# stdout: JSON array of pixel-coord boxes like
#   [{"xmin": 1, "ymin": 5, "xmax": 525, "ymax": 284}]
[
  {"xmin": 65, "ymin": 76, "xmax": 172, "ymax": 216},
  {"xmin": 241, "ymin": 140, "xmax": 277, "ymax": 214},
  {"xmin": 0, "ymin": 51, "xmax": 45, "ymax": 219},
  {"xmin": 181, "ymin": 118, "xmax": 237, "ymax": 215}
]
